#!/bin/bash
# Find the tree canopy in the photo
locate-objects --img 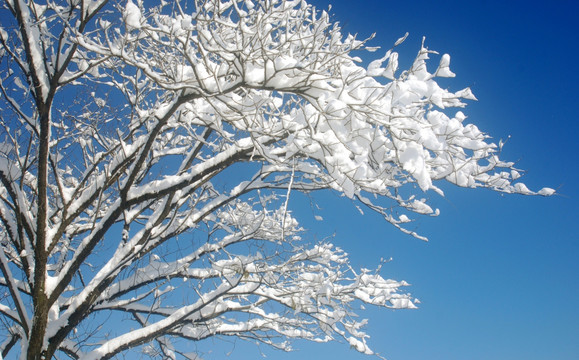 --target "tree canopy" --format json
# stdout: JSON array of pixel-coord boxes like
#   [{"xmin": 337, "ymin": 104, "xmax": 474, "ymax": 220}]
[{"xmin": 0, "ymin": 0, "xmax": 553, "ymax": 358}]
